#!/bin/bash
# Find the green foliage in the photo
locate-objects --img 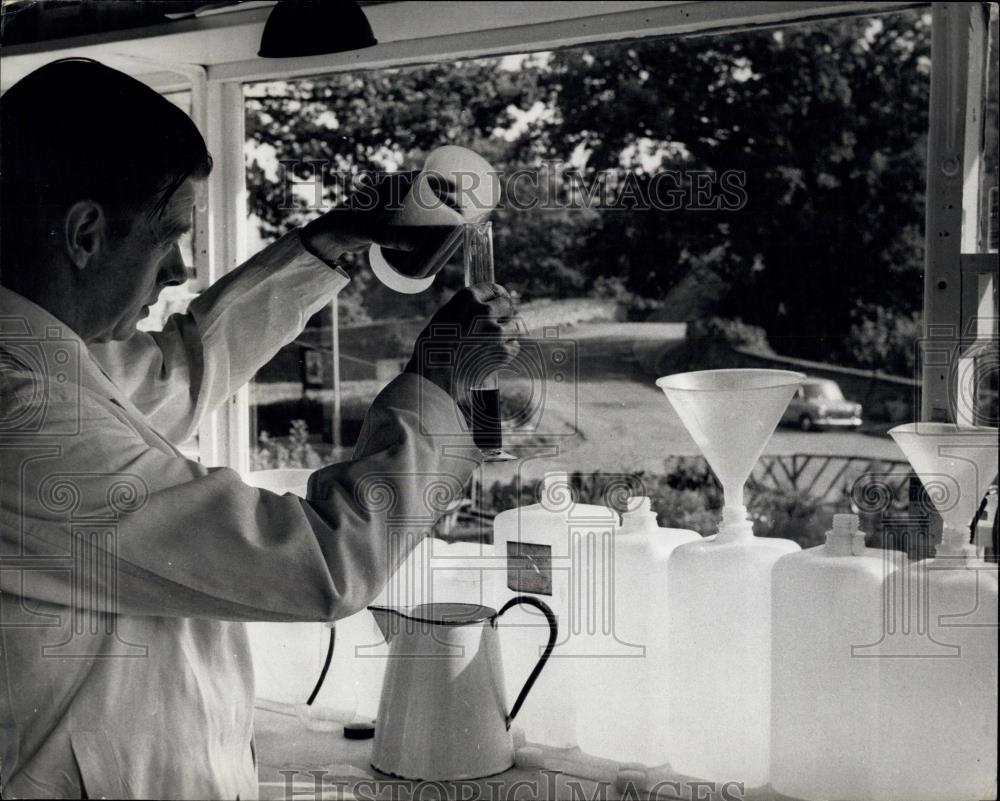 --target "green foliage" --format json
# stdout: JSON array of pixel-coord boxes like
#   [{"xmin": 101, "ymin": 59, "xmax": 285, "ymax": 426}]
[
  {"xmin": 481, "ymin": 459, "xmax": 831, "ymax": 547},
  {"xmin": 747, "ymin": 487, "xmax": 828, "ymax": 548},
  {"xmin": 686, "ymin": 316, "xmax": 772, "ymax": 351},
  {"xmin": 593, "ymin": 275, "xmax": 666, "ymax": 321},
  {"xmin": 537, "ymin": 14, "xmax": 929, "ymax": 362},
  {"xmin": 246, "ymin": 10, "xmax": 930, "ymax": 368},
  {"xmin": 251, "ymin": 419, "xmax": 322, "ymax": 470},
  {"xmin": 846, "ymin": 302, "xmax": 922, "ymax": 378}
]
